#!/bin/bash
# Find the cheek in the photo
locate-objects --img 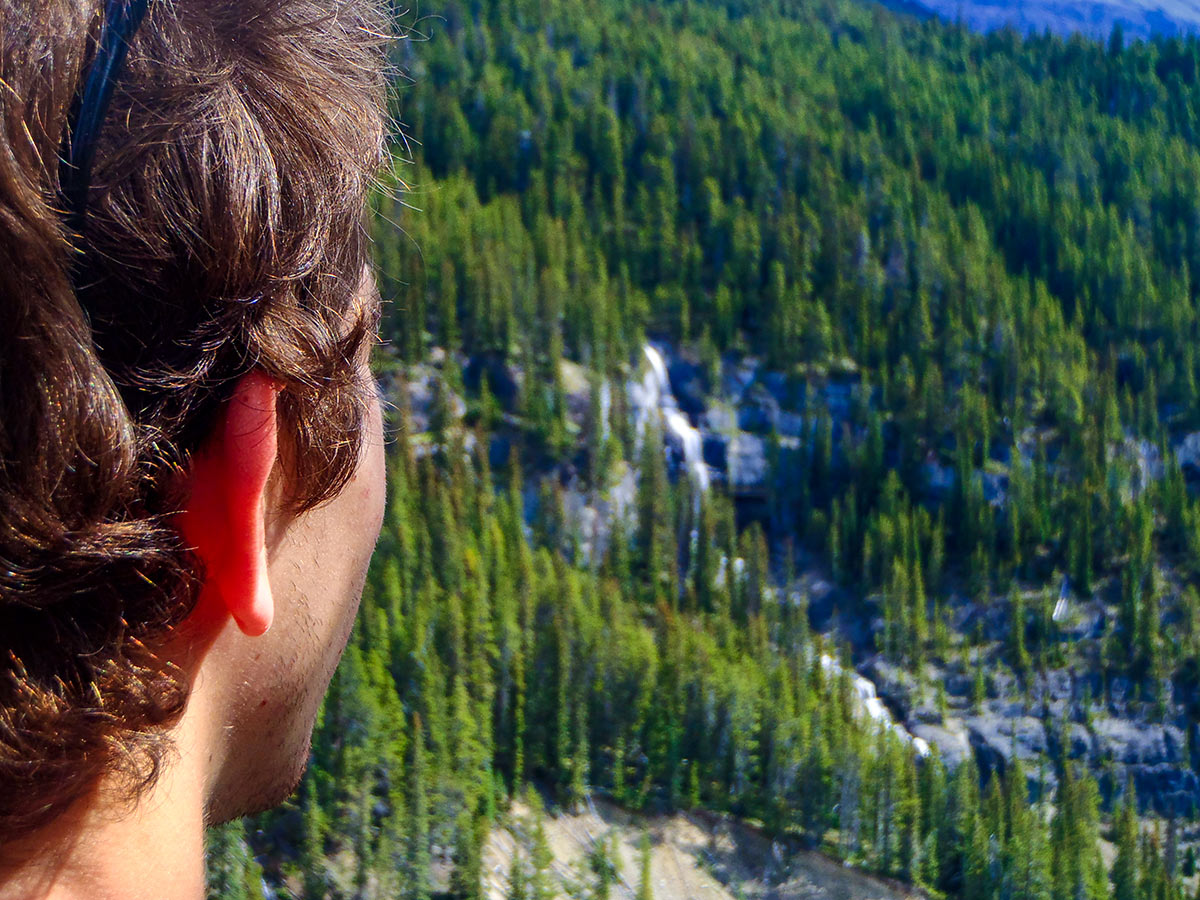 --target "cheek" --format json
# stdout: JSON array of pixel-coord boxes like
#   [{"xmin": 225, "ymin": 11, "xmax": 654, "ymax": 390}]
[
  {"xmin": 362, "ymin": 398, "xmax": 387, "ymax": 545},
  {"xmin": 268, "ymin": 396, "xmax": 386, "ymax": 668},
  {"xmin": 342, "ymin": 399, "xmax": 387, "ymax": 605},
  {"xmin": 332, "ymin": 396, "xmax": 387, "ymax": 624}
]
